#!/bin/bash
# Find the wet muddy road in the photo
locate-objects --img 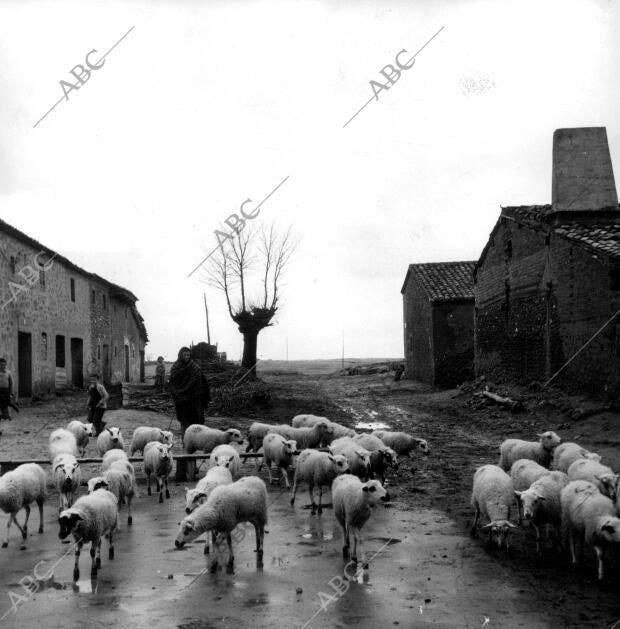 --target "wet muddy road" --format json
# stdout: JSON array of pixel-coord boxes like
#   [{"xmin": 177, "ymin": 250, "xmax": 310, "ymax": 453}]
[
  {"xmin": 1, "ymin": 377, "xmax": 619, "ymax": 628},
  {"xmin": 0, "ymin": 479, "xmax": 572, "ymax": 629}
]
